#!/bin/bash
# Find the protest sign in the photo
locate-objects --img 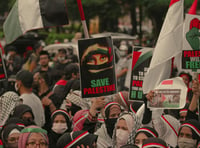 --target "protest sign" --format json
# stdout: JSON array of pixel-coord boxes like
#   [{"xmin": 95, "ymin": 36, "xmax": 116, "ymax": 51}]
[
  {"xmin": 129, "ymin": 47, "xmax": 153, "ymax": 101},
  {"xmin": 148, "ymin": 77, "xmax": 187, "ymax": 109},
  {"xmin": 78, "ymin": 36, "xmax": 117, "ymax": 98},
  {"xmin": 182, "ymin": 14, "xmax": 200, "ymax": 72}
]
